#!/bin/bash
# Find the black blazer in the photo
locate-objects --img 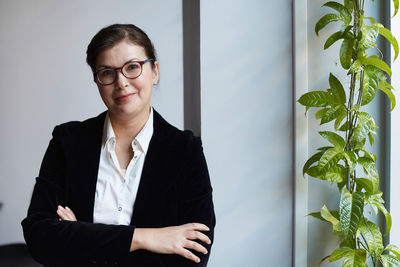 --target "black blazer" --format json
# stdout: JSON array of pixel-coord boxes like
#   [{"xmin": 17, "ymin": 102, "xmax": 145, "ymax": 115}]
[{"xmin": 21, "ymin": 109, "xmax": 216, "ymax": 267}]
